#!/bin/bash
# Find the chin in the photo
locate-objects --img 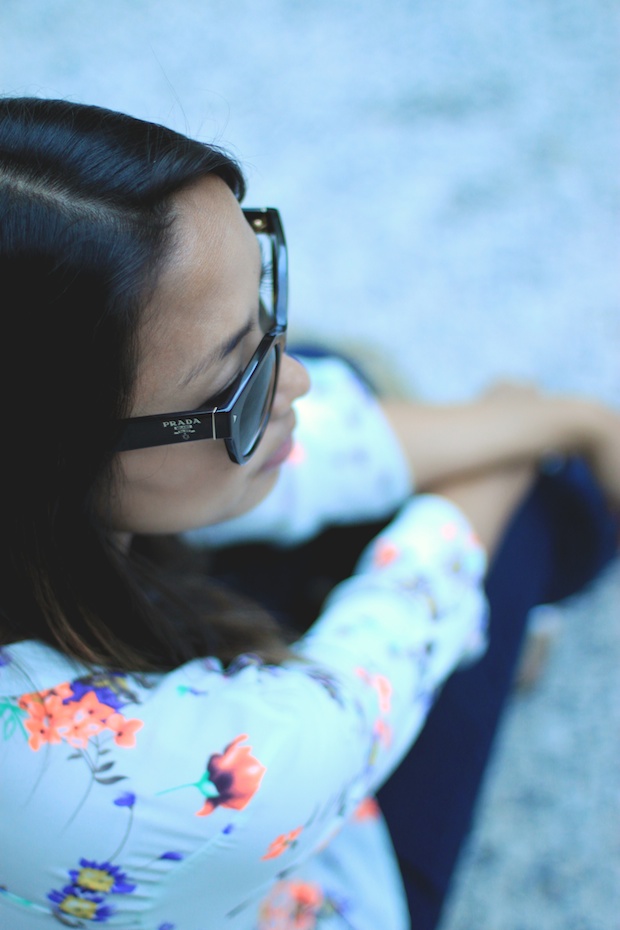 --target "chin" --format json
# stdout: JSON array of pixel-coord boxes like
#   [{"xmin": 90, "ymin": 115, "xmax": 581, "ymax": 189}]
[
  {"xmin": 179, "ymin": 463, "xmax": 281, "ymax": 533},
  {"xmin": 227, "ymin": 464, "xmax": 280, "ymax": 520}
]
